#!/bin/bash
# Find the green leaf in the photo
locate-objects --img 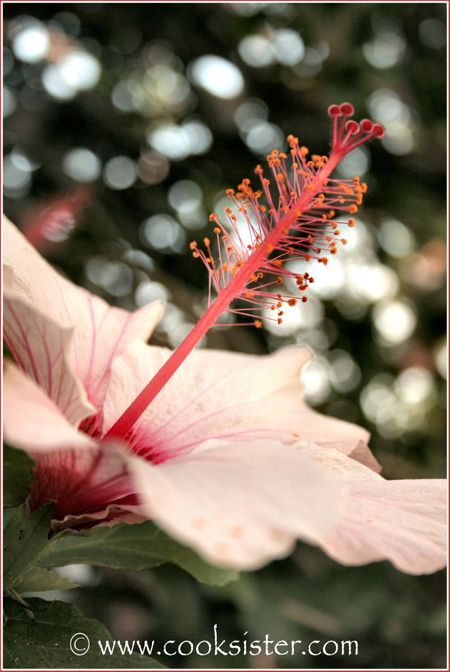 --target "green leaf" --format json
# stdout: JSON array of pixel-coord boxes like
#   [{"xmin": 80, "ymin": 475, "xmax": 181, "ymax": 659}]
[
  {"xmin": 39, "ymin": 521, "xmax": 238, "ymax": 586},
  {"xmin": 14, "ymin": 567, "xmax": 77, "ymax": 593},
  {"xmin": 4, "ymin": 598, "xmax": 164, "ymax": 668},
  {"xmin": 4, "ymin": 503, "xmax": 54, "ymax": 591},
  {"xmin": 3, "ymin": 506, "xmax": 17, "ymax": 529},
  {"xmin": 3, "ymin": 445, "xmax": 34, "ymax": 507}
]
